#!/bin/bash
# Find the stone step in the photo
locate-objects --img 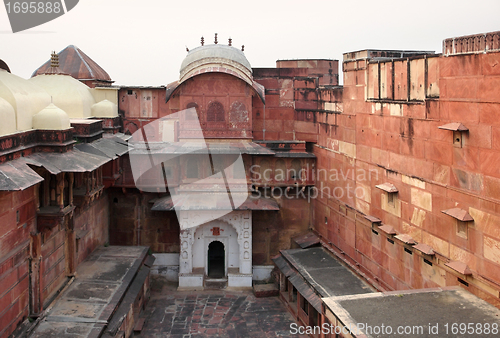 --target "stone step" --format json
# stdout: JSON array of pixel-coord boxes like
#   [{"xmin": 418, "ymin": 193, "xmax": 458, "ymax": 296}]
[
  {"xmin": 205, "ymin": 278, "xmax": 227, "ymax": 289},
  {"xmin": 253, "ymin": 283, "xmax": 279, "ymax": 298}
]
